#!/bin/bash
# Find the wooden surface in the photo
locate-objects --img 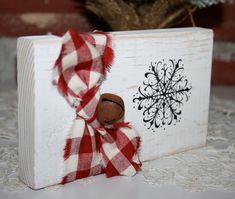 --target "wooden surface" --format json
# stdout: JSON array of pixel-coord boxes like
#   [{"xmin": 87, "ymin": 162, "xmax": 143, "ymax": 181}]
[
  {"xmin": 17, "ymin": 38, "xmax": 35, "ymax": 188},
  {"xmin": 17, "ymin": 27, "xmax": 213, "ymax": 189}
]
